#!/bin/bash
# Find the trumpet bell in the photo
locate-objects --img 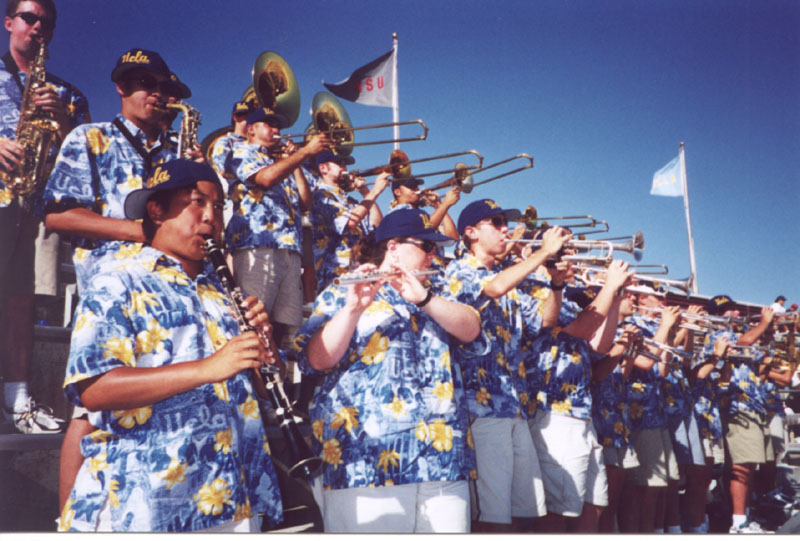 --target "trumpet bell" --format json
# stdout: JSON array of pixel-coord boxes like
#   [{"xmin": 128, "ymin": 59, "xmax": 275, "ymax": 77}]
[
  {"xmin": 253, "ymin": 51, "xmax": 300, "ymax": 128},
  {"xmin": 311, "ymin": 91, "xmax": 354, "ymax": 156}
]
